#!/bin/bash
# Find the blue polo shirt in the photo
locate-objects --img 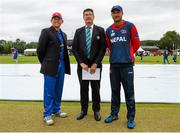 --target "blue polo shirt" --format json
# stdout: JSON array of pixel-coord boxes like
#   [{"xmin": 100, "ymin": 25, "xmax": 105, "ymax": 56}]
[{"xmin": 57, "ymin": 31, "xmax": 64, "ymax": 60}]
